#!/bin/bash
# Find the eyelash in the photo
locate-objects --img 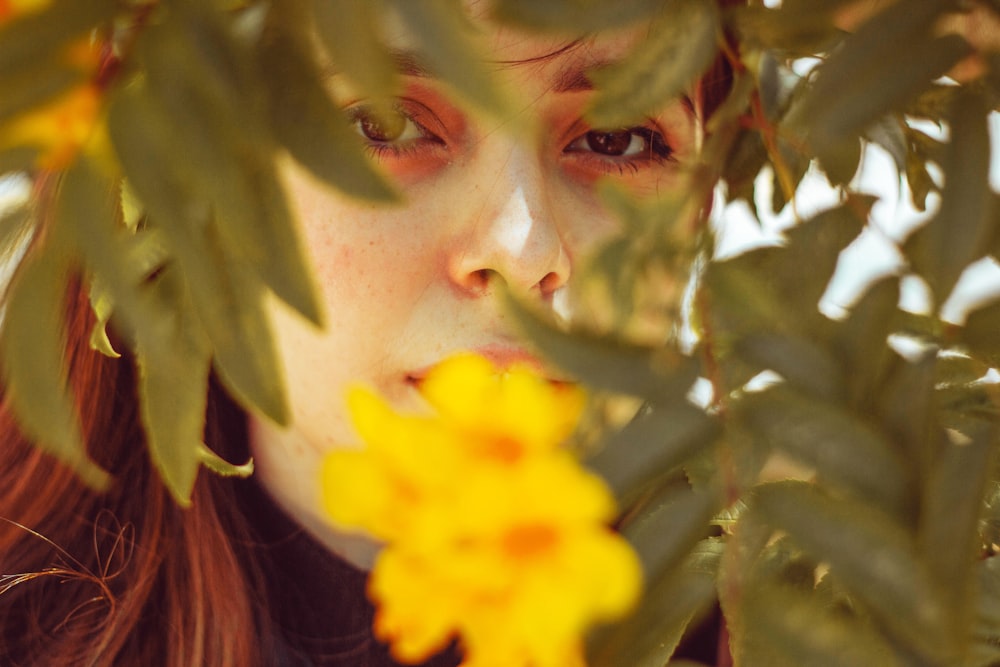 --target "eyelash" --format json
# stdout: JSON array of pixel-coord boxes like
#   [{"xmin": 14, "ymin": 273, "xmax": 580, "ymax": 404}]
[
  {"xmin": 563, "ymin": 126, "xmax": 676, "ymax": 174},
  {"xmin": 347, "ymin": 103, "xmax": 443, "ymax": 159},
  {"xmin": 348, "ymin": 104, "xmax": 676, "ymax": 175}
]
